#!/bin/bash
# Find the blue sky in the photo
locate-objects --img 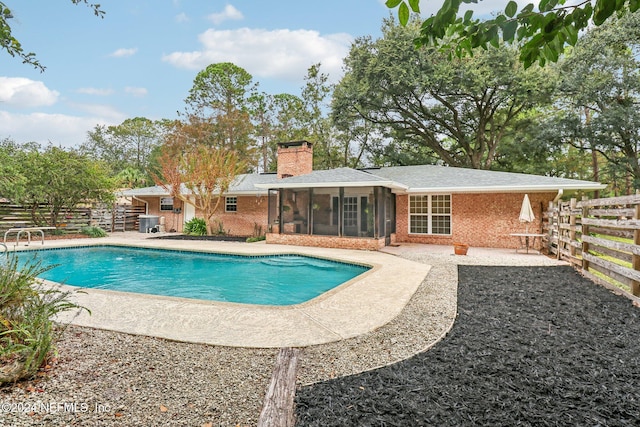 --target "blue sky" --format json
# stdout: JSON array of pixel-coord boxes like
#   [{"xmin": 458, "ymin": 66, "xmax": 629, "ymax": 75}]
[{"xmin": 0, "ymin": 1, "xmax": 505, "ymax": 148}]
